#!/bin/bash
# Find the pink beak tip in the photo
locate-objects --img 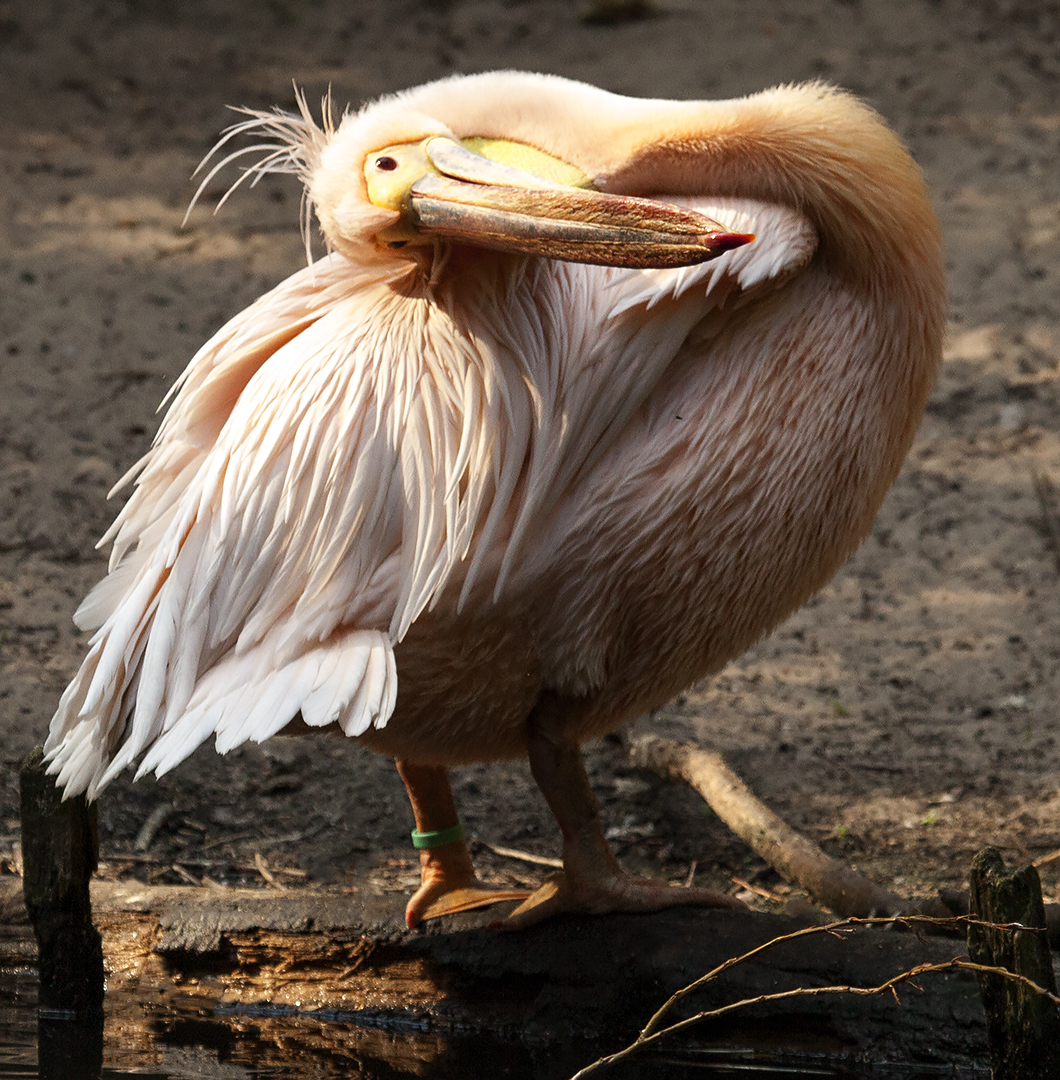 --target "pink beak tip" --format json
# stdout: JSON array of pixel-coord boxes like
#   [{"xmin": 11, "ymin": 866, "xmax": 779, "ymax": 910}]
[{"xmin": 713, "ymin": 231, "xmax": 756, "ymax": 252}]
